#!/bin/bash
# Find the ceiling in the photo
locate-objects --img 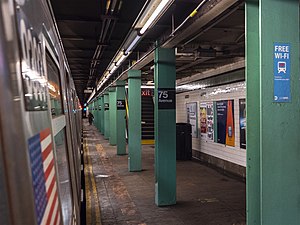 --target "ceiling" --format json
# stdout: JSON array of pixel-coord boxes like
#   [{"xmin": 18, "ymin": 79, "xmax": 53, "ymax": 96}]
[{"xmin": 50, "ymin": 0, "xmax": 245, "ymax": 104}]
